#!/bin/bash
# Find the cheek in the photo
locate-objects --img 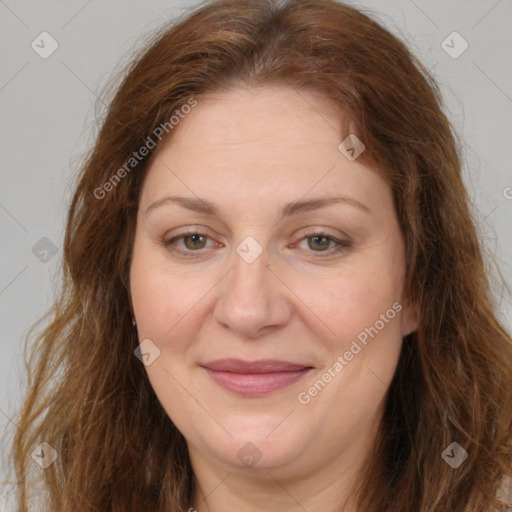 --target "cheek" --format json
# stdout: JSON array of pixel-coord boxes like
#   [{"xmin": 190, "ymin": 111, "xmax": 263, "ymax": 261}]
[
  {"xmin": 130, "ymin": 250, "xmax": 178, "ymax": 336},
  {"xmin": 302, "ymin": 264, "xmax": 403, "ymax": 350},
  {"xmin": 130, "ymin": 250, "xmax": 215, "ymax": 353},
  {"xmin": 294, "ymin": 266, "xmax": 404, "ymax": 423}
]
